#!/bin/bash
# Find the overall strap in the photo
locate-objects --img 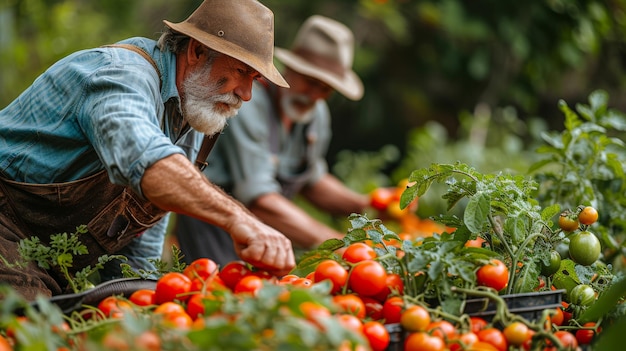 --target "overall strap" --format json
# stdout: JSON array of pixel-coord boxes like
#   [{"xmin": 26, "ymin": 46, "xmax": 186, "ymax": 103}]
[
  {"xmin": 195, "ymin": 134, "xmax": 220, "ymax": 171},
  {"xmin": 102, "ymin": 44, "xmax": 217, "ymax": 170}
]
